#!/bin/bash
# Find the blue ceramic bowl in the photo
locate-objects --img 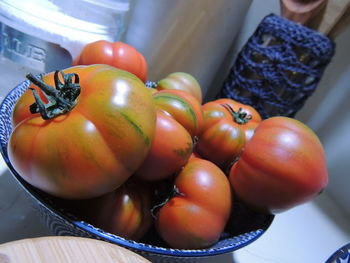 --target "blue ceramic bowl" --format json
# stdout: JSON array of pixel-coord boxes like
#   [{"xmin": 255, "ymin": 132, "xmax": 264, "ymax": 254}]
[
  {"xmin": 0, "ymin": 80, "xmax": 274, "ymax": 262},
  {"xmin": 326, "ymin": 243, "xmax": 350, "ymax": 263}
]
